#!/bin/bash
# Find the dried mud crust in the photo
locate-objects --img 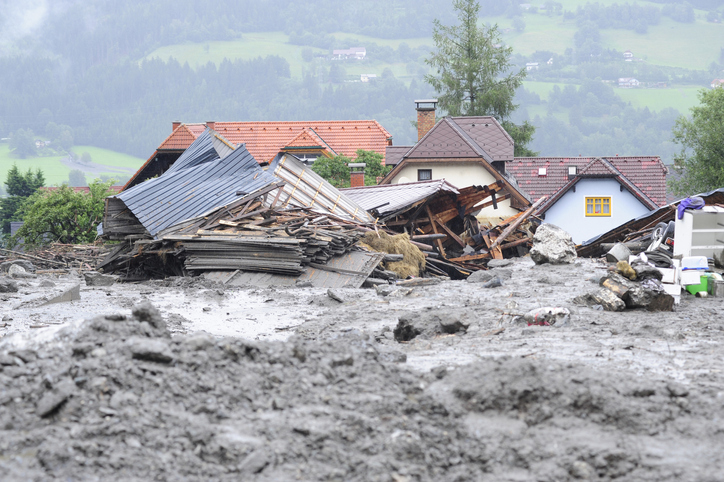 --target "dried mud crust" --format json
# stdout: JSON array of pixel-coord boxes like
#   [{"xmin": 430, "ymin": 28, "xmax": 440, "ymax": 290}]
[{"xmin": 1, "ymin": 303, "xmax": 723, "ymax": 481}]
